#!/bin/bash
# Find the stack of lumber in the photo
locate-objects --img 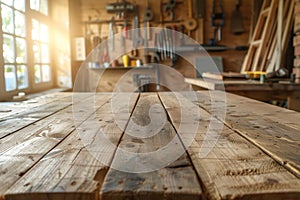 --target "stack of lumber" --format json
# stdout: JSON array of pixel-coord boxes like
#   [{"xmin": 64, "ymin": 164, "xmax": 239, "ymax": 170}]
[
  {"xmin": 241, "ymin": 0, "xmax": 295, "ymax": 73},
  {"xmin": 294, "ymin": 0, "xmax": 300, "ymax": 83}
]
